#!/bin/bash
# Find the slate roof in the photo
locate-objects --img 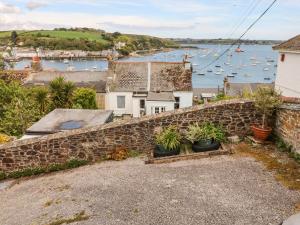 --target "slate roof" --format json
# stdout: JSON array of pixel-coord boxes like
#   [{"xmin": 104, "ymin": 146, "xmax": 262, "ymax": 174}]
[
  {"xmin": 26, "ymin": 109, "xmax": 113, "ymax": 134},
  {"xmin": 273, "ymin": 35, "xmax": 300, "ymax": 52},
  {"xmin": 25, "ymin": 71, "xmax": 108, "ymax": 92},
  {"xmin": 108, "ymin": 61, "xmax": 192, "ymax": 92},
  {"xmin": 225, "ymin": 82, "xmax": 274, "ymax": 96},
  {"xmin": 146, "ymin": 92, "xmax": 175, "ymax": 101}
]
